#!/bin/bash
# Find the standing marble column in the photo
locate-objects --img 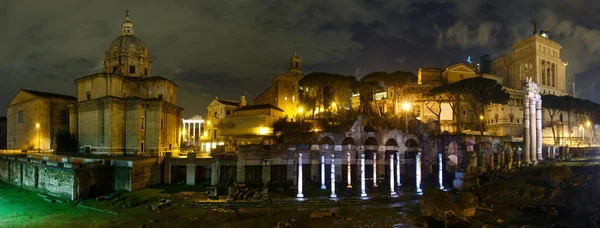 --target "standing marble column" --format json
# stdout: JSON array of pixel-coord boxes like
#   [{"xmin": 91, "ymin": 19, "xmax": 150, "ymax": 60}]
[
  {"xmin": 536, "ymin": 97, "xmax": 543, "ymax": 161},
  {"xmin": 373, "ymin": 152, "xmax": 378, "ymax": 187},
  {"xmin": 530, "ymin": 97, "xmax": 537, "ymax": 164},
  {"xmin": 347, "ymin": 152, "xmax": 352, "ymax": 189},
  {"xmin": 297, "ymin": 152, "xmax": 304, "ymax": 198},
  {"xmin": 416, "ymin": 152, "xmax": 422, "ymax": 193},
  {"xmin": 396, "ymin": 151, "xmax": 401, "ymax": 187},
  {"xmin": 360, "ymin": 152, "xmax": 367, "ymax": 197},
  {"xmin": 321, "ymin": 152, "xmax": 326, "ymax": 190},
  {"xmin": 389, "ymin": 153, "xmax": 396, "ymax": 195},
  {"xmin": 192, "ymin": 123, "xmax": 196, "ymax": 147},
  {"xmin": 524, "ymin": 97, "xmax": 531, "ymax": 165},
  {"xmin": 330, "ymin": 153, "xmax": 337, "ymax": 198},
  {"xmin": 508, "ymin": 147, "xmax": 513, "ymax": 170}
]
